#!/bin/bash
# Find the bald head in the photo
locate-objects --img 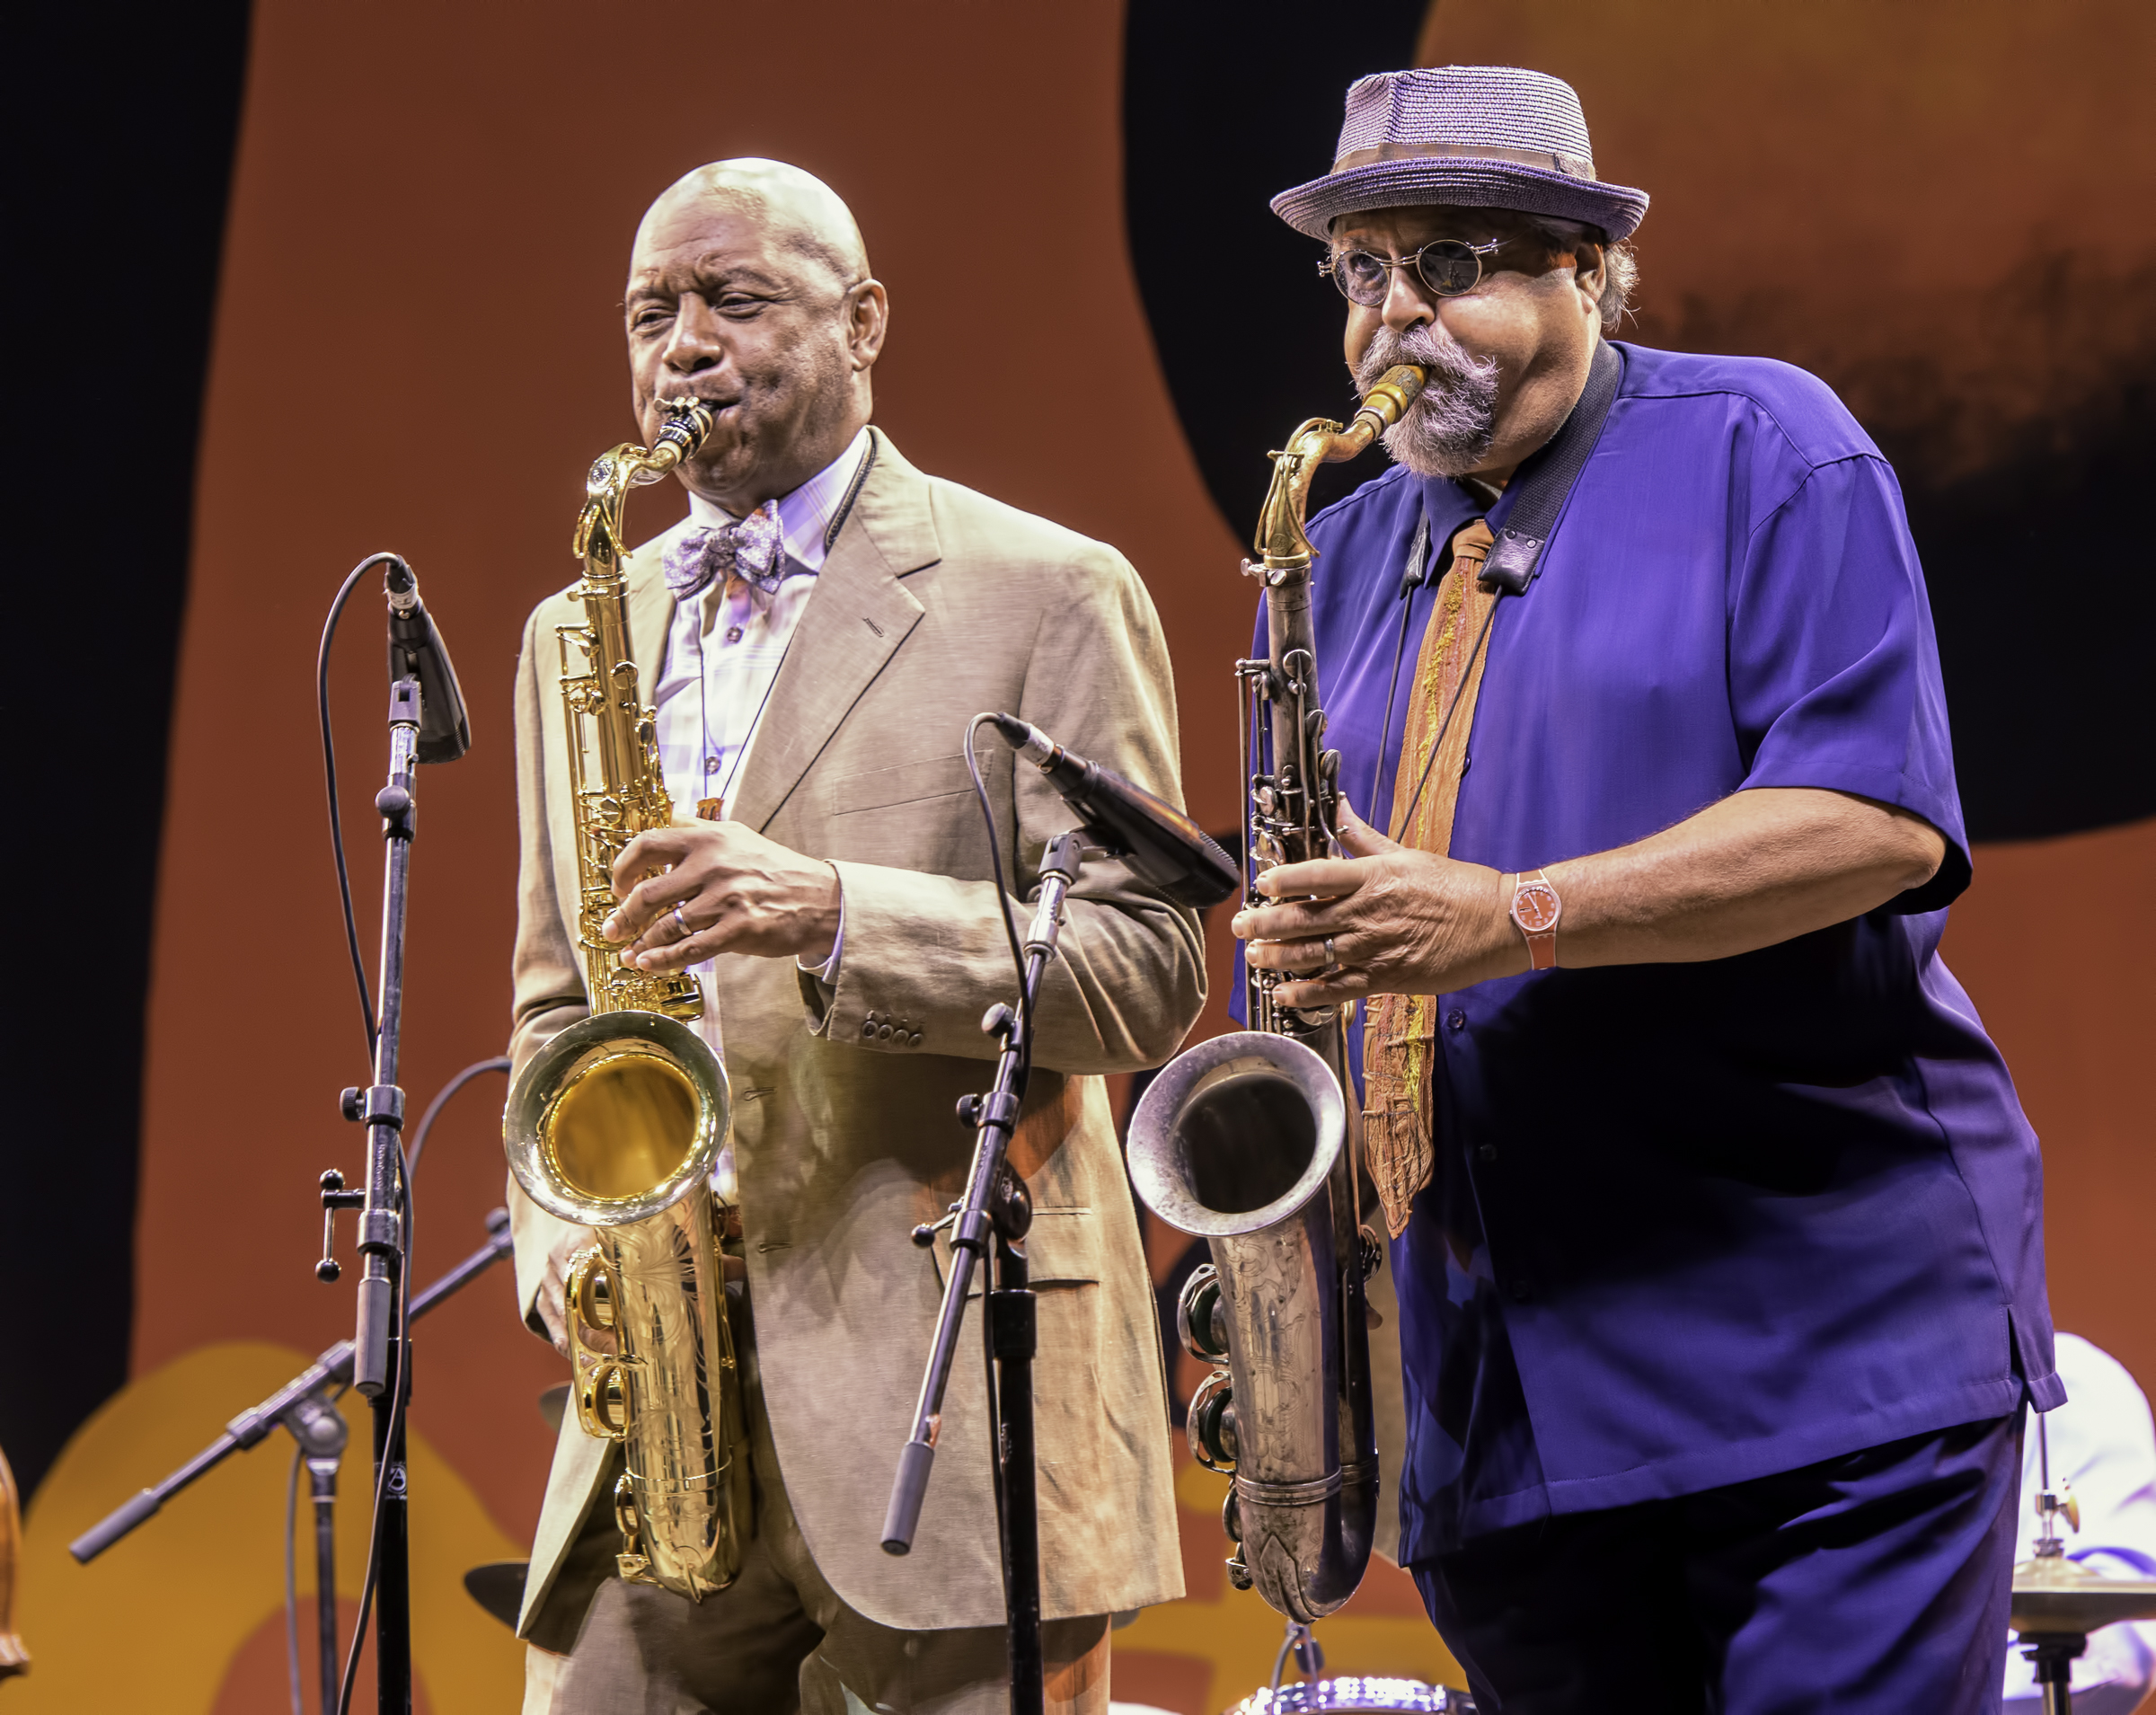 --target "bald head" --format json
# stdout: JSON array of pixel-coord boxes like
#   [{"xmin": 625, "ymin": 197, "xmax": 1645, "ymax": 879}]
[
  {"xmin": 623, "ymin": 158, "xmax": 888, "ymax": 513},
  {"xmin": 638, "ymin": 158, "xmax": 870, "ymax": 293}
]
